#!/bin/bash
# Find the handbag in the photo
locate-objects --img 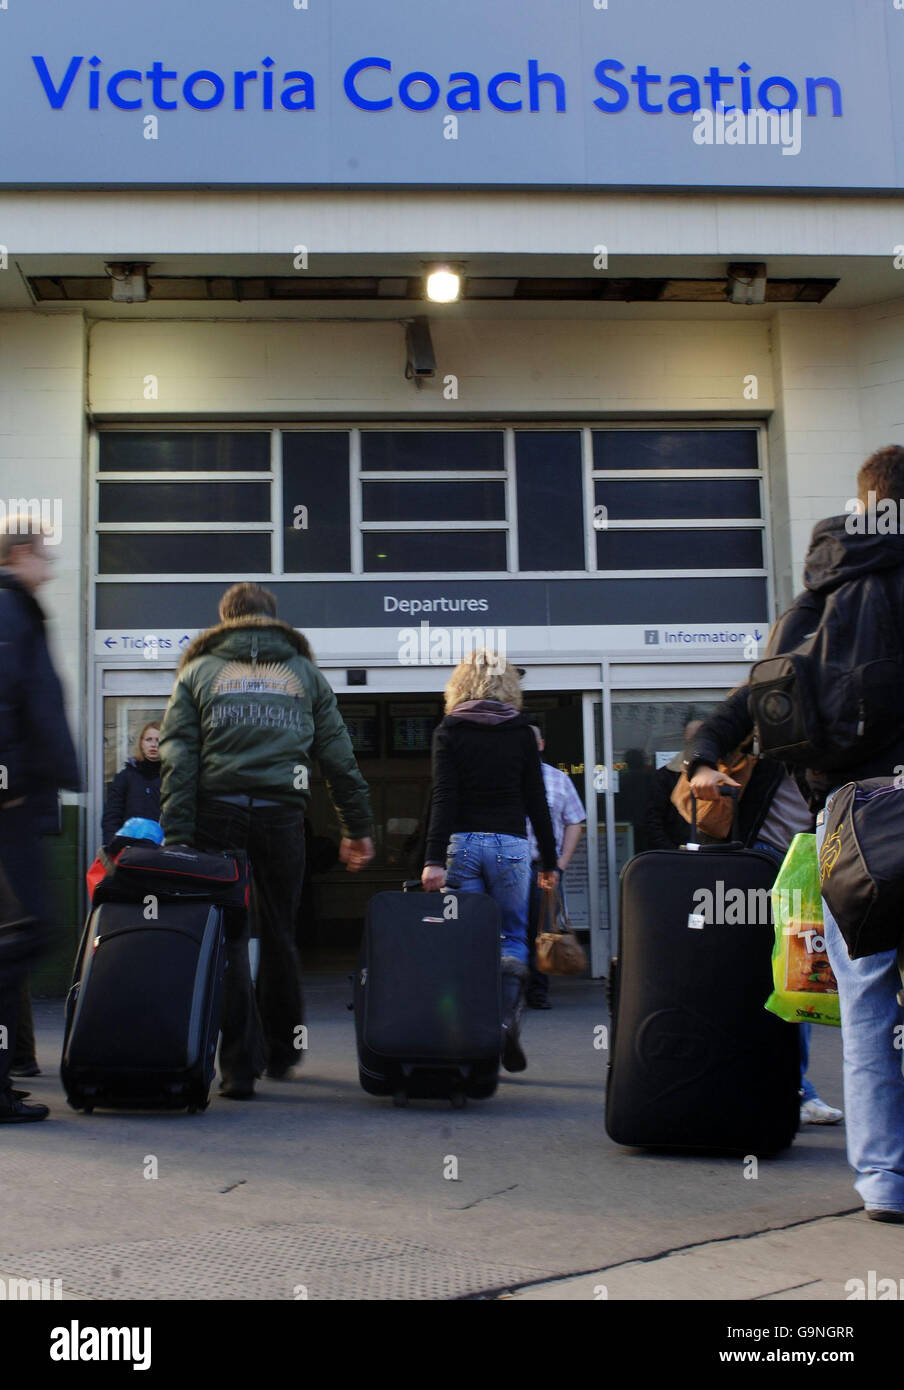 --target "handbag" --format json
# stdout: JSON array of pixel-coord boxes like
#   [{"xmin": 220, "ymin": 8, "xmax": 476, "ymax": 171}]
[
  {"xmin": 670, "ymin": 747, "xmax": 757, "ymax": 840},
  {"xmin": 819, "ymin": 778, "xmax": 904, "ymax": 959},
  {"xmin": 535, "ymin": 888, "xmax": 587, "ymax": 976}
]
